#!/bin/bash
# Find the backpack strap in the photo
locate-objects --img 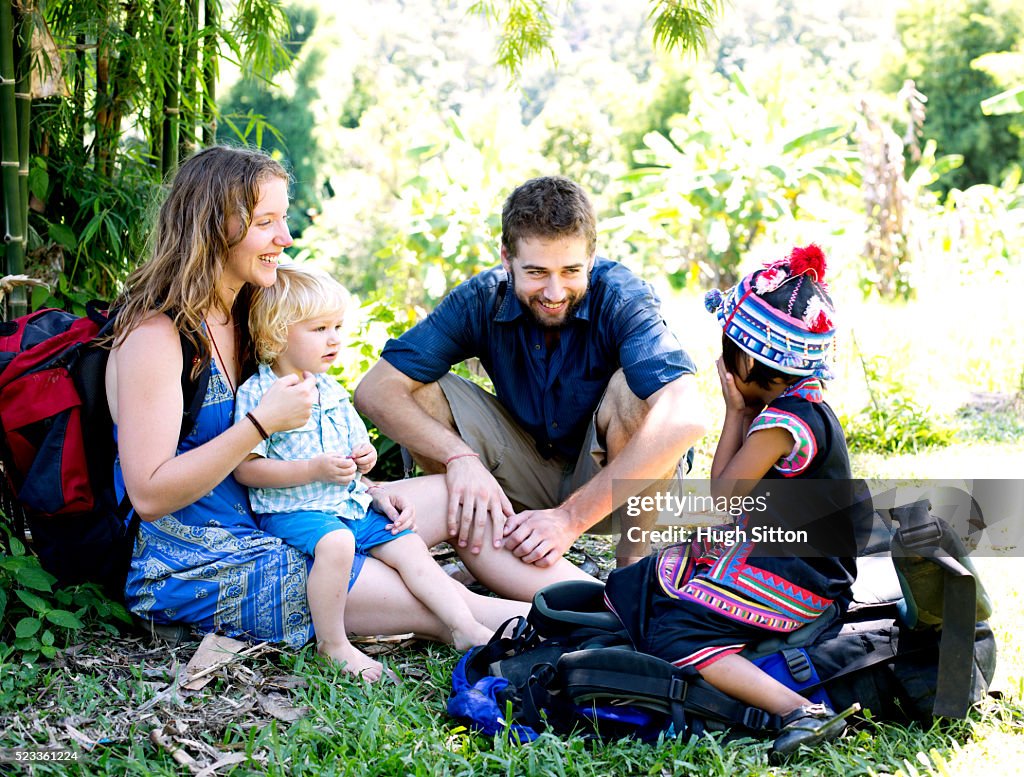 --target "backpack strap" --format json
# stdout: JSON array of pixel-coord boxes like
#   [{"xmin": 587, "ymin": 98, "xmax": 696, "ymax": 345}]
[
  {"xmin": 115, "ymin": 320, "xmax": 211, "ymax": 525},
  {"xmin": 559, "ymin": 649, "xmax": 778, "ymax": 734},
  {"xmin": 892, "ymin": 500, "xmax": 981, "ymax": 718}
]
